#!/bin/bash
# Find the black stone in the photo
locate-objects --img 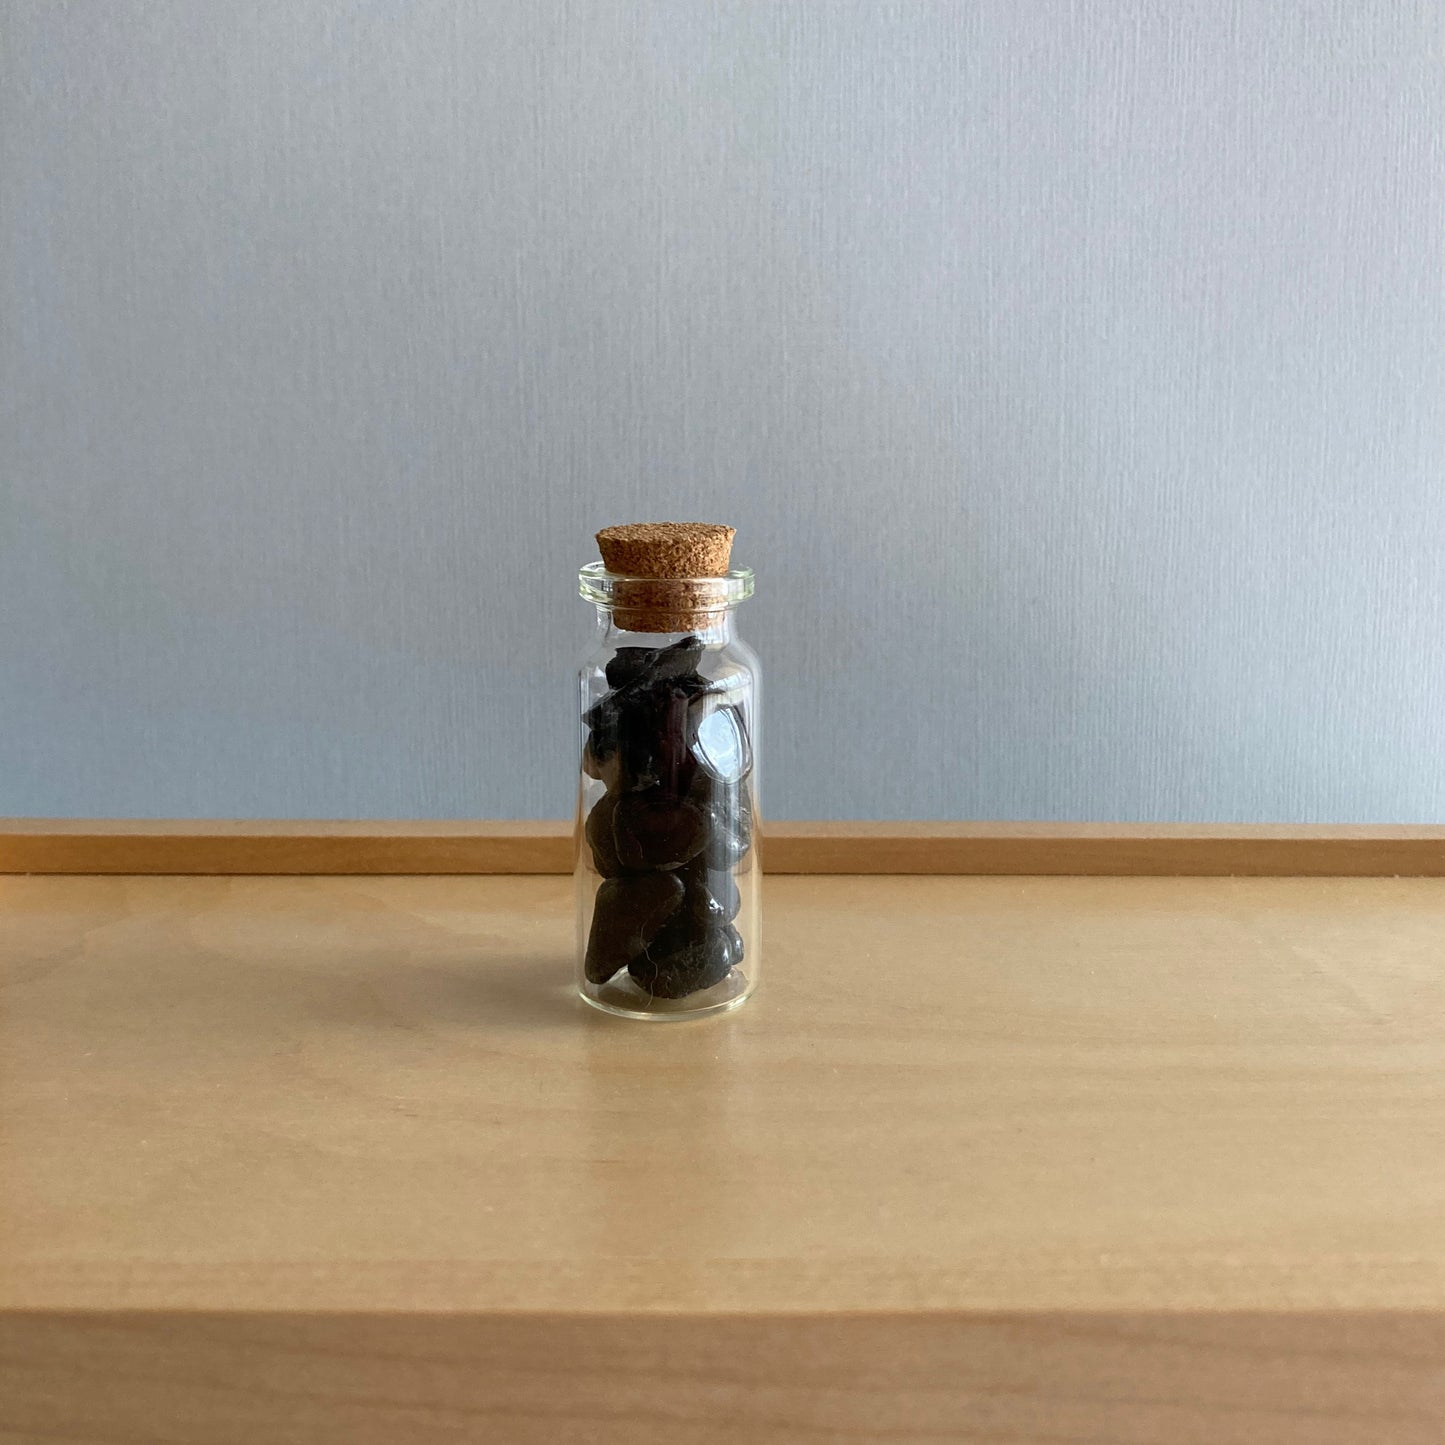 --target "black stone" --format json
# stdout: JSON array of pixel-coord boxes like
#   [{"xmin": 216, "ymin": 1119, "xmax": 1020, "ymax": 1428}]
[
  {"xmin": 584, "ymin": 871, "xmax": 685, "ymax": 984},
  {"xmin": 688, "ymin": 771, "xmax": 753, "ymax": 868},
  {"xmin": 612, "ymin": 791, "xmax": 708, "ymax": 871},
  {"xmin": 604, "ymin": 648, "xmax": 654, "ymax": 689},
  {"xmin": 588, "ymin": 681, "xmax": 704, "ymax": 796},
  {"xmin": 613, "ymin": 709, "xmax": 663, "ymax": 792},
  {"xmin": 628, "ymin": 918, "xmax": 742, "ymax": 999},
  {"xmin": 586, "ymin": 637, "xmax": 731, "ymax": 798},
  {"xmin": 605, "ymin": 636, "xmax": 705, "ymax": 689},
  {"xmin": 676, "ymin": 855, "xmax": 741, "ymax": 926},
  {"xmin": 647, "ymin": 681, "xmax": 700, "ymax": 797},
  {"xmin": 584, "ymin": 791, "xmax": 624, "ymax": 878},
  {"xmin": 583, "ymin": 694, "xmax": 623, "ymax": 772},
  {"xmin": 581, "ymin": 739, "xmax": 623, "ymax": 792}
]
